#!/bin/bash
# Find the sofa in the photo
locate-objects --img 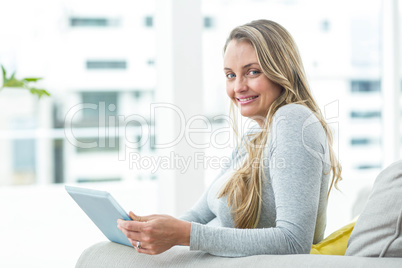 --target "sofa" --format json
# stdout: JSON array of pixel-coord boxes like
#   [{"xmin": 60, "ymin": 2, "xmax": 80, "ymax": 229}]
[
  {"xmin": 75, "ymin": 160, "xmax": 402, "ymax": 267},
  {"xmin": 76, "ymin": 242, "xmax": 402, "ymax": 267}
]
